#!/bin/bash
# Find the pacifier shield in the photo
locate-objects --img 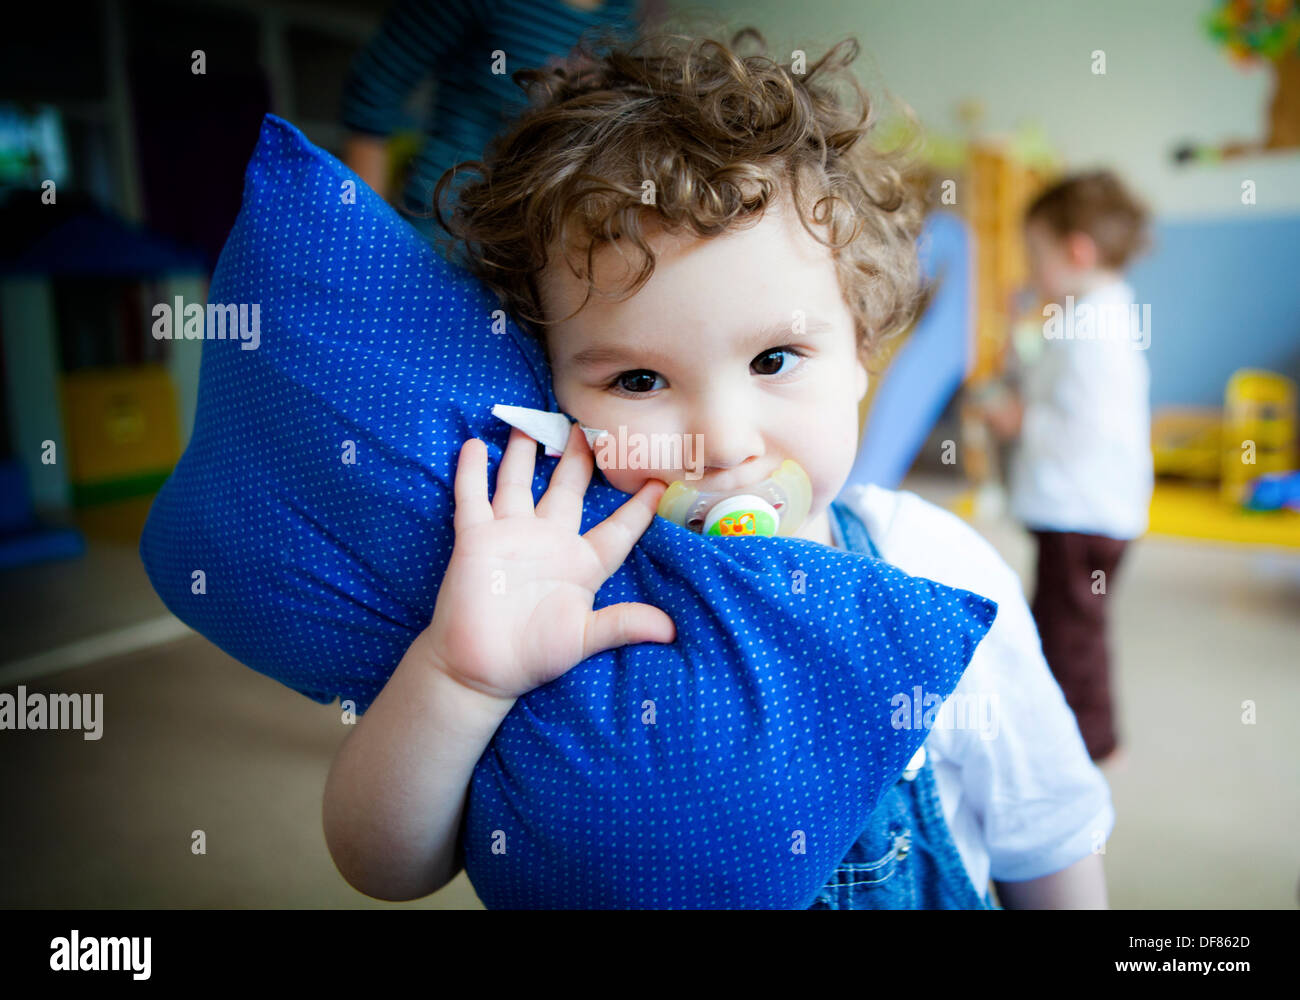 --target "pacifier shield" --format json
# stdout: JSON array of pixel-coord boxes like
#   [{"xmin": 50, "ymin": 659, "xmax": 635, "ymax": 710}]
[{"xmin": 657, "ymin": 459, "xmax": 812, "ymax": 537}]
